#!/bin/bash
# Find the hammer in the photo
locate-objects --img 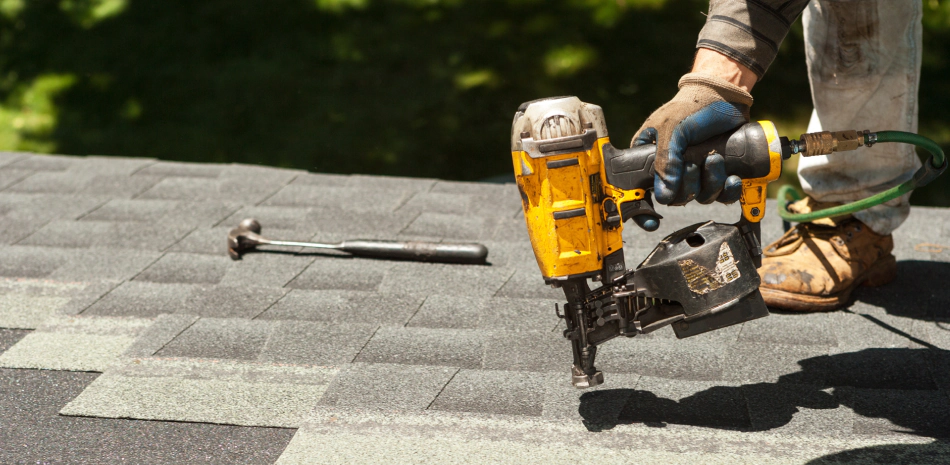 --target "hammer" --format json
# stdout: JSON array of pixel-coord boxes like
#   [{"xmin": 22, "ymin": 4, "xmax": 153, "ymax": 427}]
[{"xmin": 227, "ymin": 218, "xmax": 489, "ymax": 264}]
